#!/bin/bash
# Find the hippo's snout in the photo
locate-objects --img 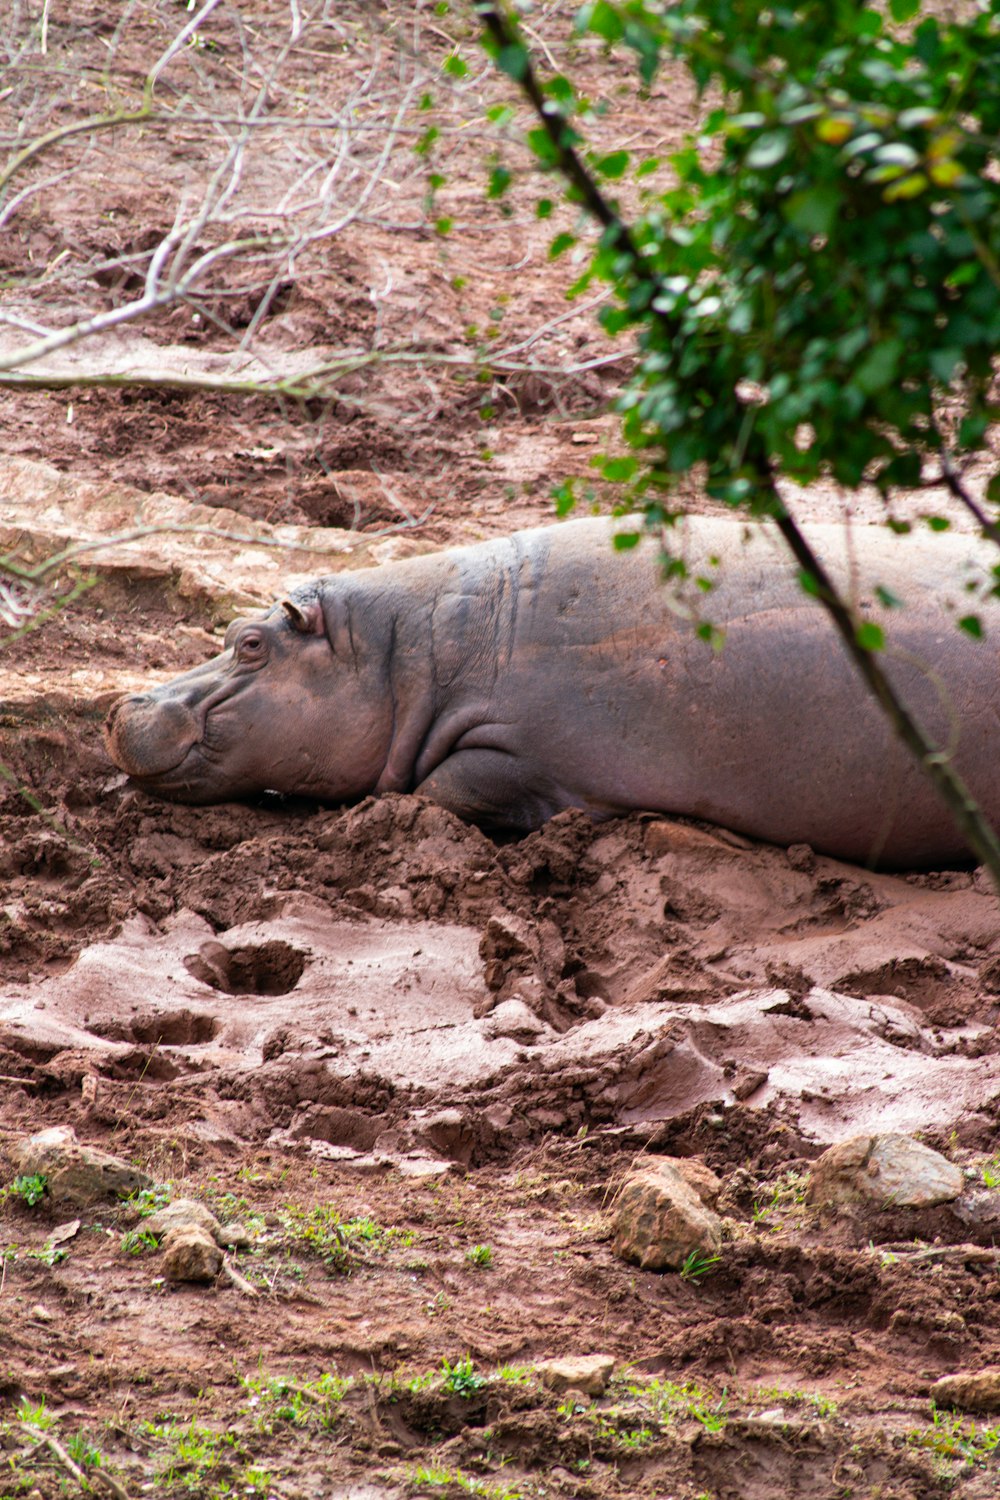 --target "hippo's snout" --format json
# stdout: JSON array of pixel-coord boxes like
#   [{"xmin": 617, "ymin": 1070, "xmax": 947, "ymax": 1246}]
[{"xmin": 105, "ymin": 694, "xmax": 201, "ymax": 779}]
